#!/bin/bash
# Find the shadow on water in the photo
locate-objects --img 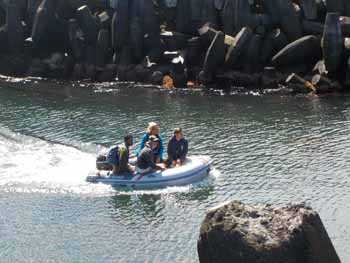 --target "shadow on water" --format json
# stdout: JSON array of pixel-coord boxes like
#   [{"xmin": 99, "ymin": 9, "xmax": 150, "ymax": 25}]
[
  {"xmin": 108, "ymin": 193, "xmax": 165, "ymax": 226},
  {"xmin": 107, "ymin": 182, "xmax": 215, "ymax": 223}
]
